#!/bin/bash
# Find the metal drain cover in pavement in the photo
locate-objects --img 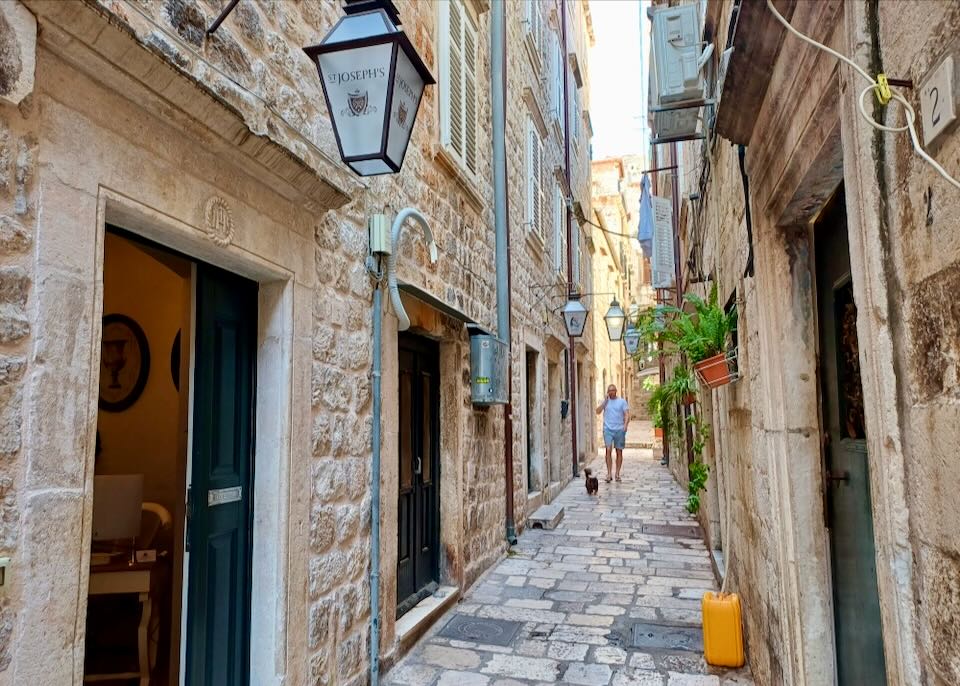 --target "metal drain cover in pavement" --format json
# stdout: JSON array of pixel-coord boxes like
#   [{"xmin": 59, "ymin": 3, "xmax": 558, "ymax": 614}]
[
  {"xmin": 439, "ymin": 616, "xmax": 523, "ymax": 646},
  {"xmin": 631, "ymin": 622, "xmax": 703, "ymax": 653},
  {"xmin": 641, "ymin": 524, "xmax": 702, "ymax": 538}
]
